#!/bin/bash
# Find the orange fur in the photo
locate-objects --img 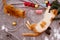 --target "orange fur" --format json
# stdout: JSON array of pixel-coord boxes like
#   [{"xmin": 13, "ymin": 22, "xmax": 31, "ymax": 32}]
[
  {"xmin": 22, "ymin": 33, "xmax": 40, "ymax": 37},
  {"xmin": 22, "ymin": 9, "xmax": 58, "ymax": 37},
  {"xmin": 22, "ymin": 21, "xmax": 41, "ymax": 37},
  {"xmin": 50, "ymin": 9, "xmax": 58, "ymax": 21},
  {"xmin": 51, "ymin": 9, "xmax": 58, "ymax": 16},
  {"xmin": 2, "ymin": 0, "xmax": 26, "ymax": 18},
  {"xmin": 26, "ymin": 21, "xmax": 38, "ymax": 32},
  {"xmin": 40, "ymin": 21, "xmax": 46, "ymax": 28}
]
